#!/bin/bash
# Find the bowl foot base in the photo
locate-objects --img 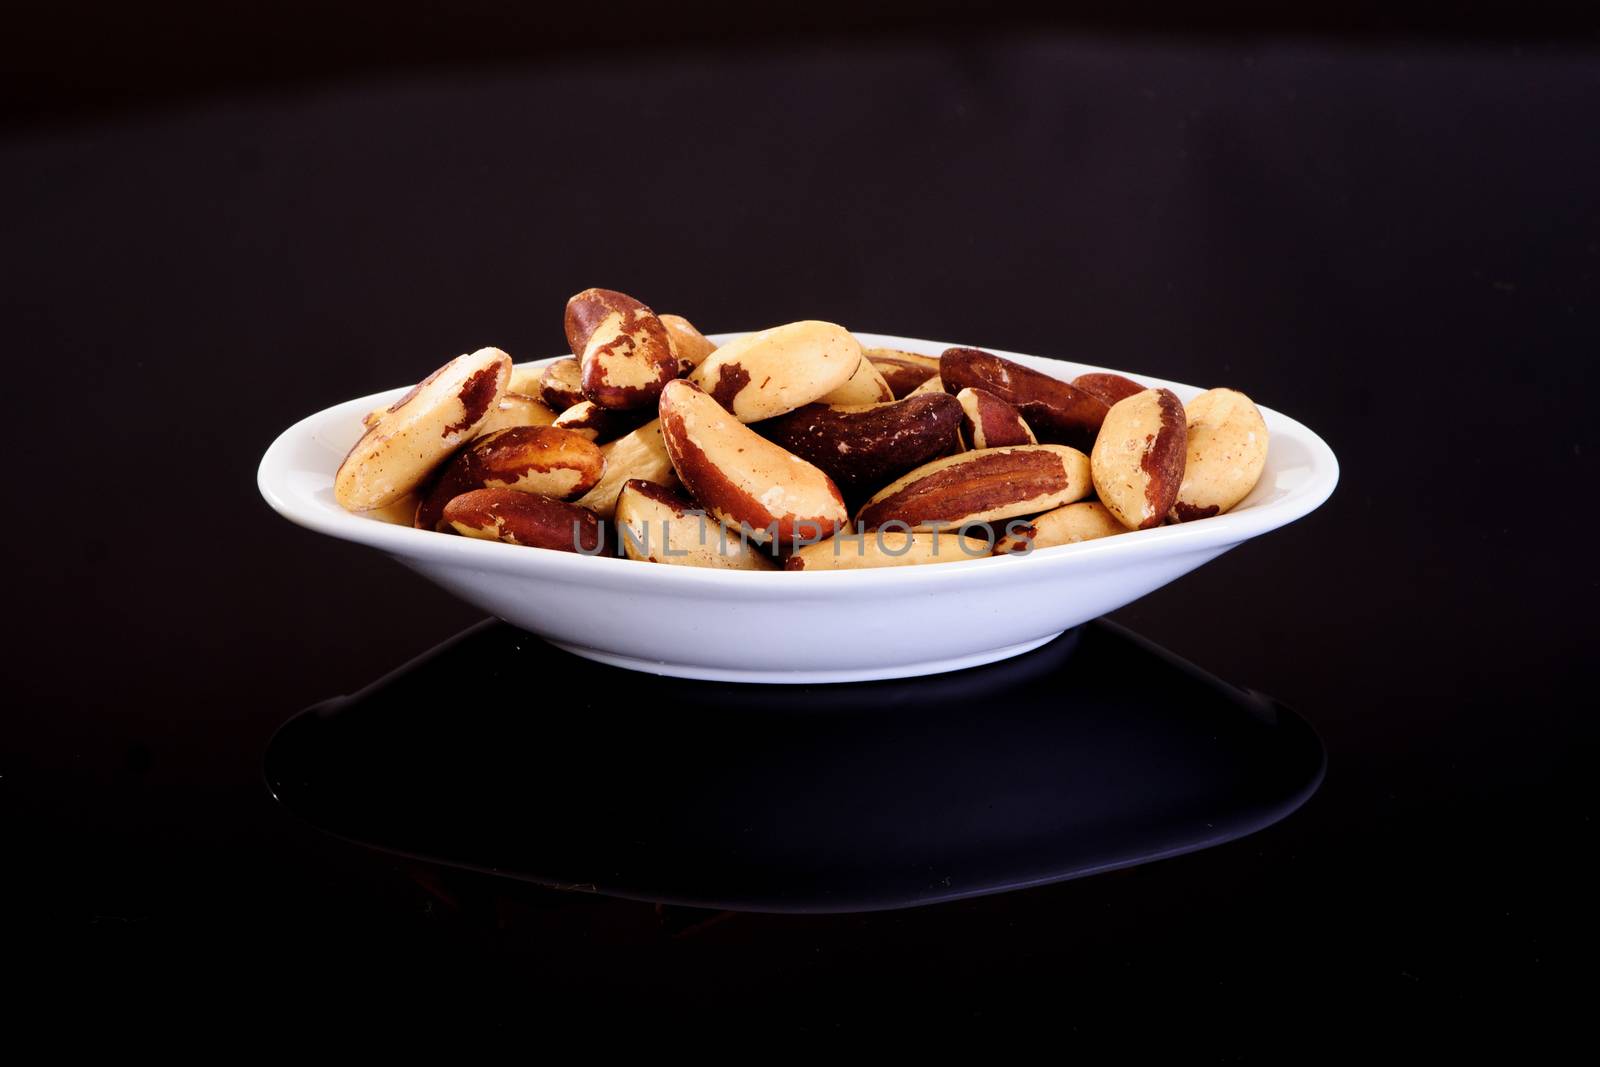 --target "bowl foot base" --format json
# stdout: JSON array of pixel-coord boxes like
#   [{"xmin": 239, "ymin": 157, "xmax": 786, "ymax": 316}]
[{"xmin": 543, "ymin": 631, "xmax": 1065, "ymax": 684}]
